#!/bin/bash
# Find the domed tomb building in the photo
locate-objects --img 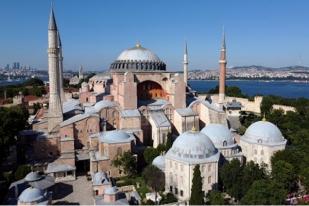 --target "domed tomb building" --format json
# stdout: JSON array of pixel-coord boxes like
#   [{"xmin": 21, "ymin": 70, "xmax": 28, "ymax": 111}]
[
  {"xmin": 201, "ymin": 123, "xmax": 242, "ymax": 162},
  {"xmin": 164, "ymin": 129, "xmax": 220, "ymax": 201},
  {"xmin": 240, "ymin": 120, "xmax": 287, "ymax": 169}
]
